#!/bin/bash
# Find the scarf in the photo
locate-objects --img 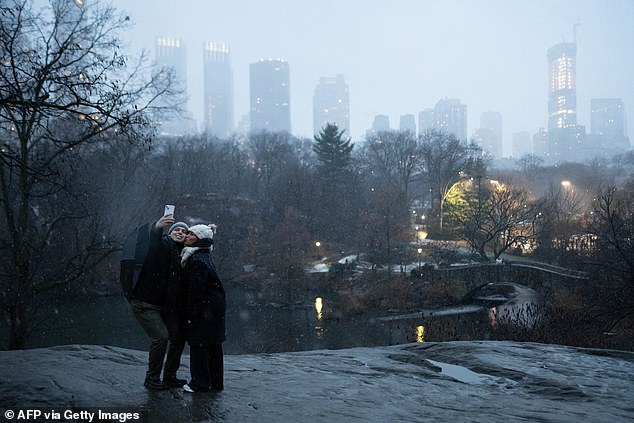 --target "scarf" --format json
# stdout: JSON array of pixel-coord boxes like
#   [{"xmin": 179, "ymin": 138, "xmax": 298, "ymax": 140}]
[{"xmin": 181, "ymin": 246, "xmax": 210, "ymax": 267}]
